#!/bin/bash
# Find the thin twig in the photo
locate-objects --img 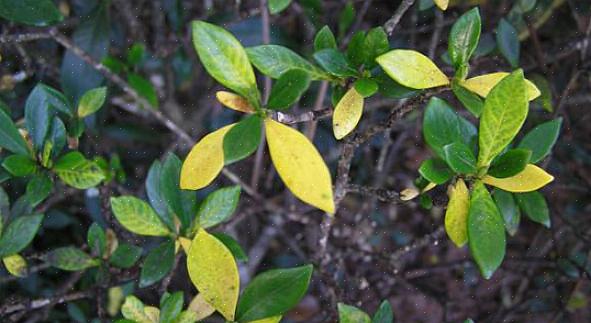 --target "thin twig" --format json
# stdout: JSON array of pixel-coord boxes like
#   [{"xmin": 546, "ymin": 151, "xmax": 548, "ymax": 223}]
[{"xmin": 384, "ymin": 0, "xmax": 416, "ymax": 37}]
